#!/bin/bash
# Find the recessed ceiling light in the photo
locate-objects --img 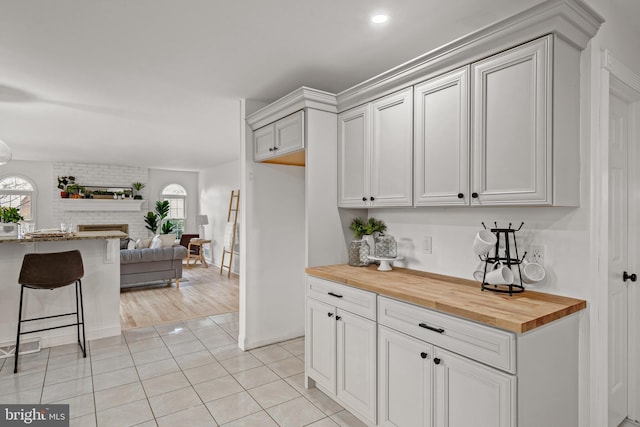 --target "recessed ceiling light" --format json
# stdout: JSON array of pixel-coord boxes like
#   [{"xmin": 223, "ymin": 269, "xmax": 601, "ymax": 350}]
[{"xmin": 371, "ymin": 14, "xmax": 388, "ymax": 24}]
